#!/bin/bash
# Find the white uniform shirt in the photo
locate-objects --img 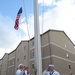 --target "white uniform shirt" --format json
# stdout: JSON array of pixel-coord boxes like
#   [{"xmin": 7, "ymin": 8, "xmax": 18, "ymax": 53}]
[
  {"xmin": 42, "ymin": 70, "xmax": 50, "ymax": 75},
  {"xmin": 43, "ymin": 70, "xmax": 60, "ymax": 75},
  {"xmin": 23, "ymin": 70, "xmax": 30, "ymax": 75},
  {"xmin": 16, "ymin": 69, "xmax": 23, "ymax": 75},
  {"xmin": 51, "ymin": 70, "xmax": 60, "ymax": 75},
  {"xmin": 25, "ymin": 70, "xmax": 27, "ymax": 75}
]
